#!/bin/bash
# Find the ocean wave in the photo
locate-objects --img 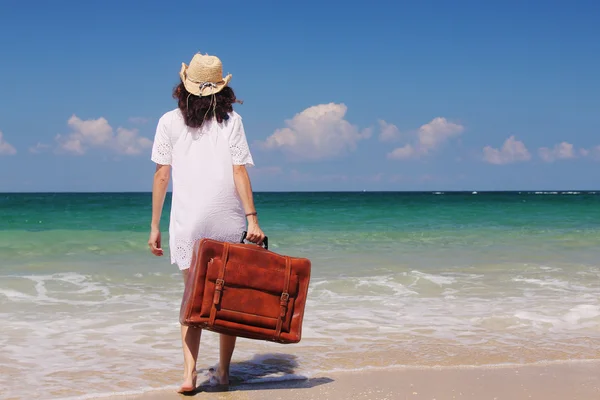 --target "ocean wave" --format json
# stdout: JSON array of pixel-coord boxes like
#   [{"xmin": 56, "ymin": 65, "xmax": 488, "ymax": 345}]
[{"xmin": 1, "ymin": 261, "xmax": 600, "ymax": 398}]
